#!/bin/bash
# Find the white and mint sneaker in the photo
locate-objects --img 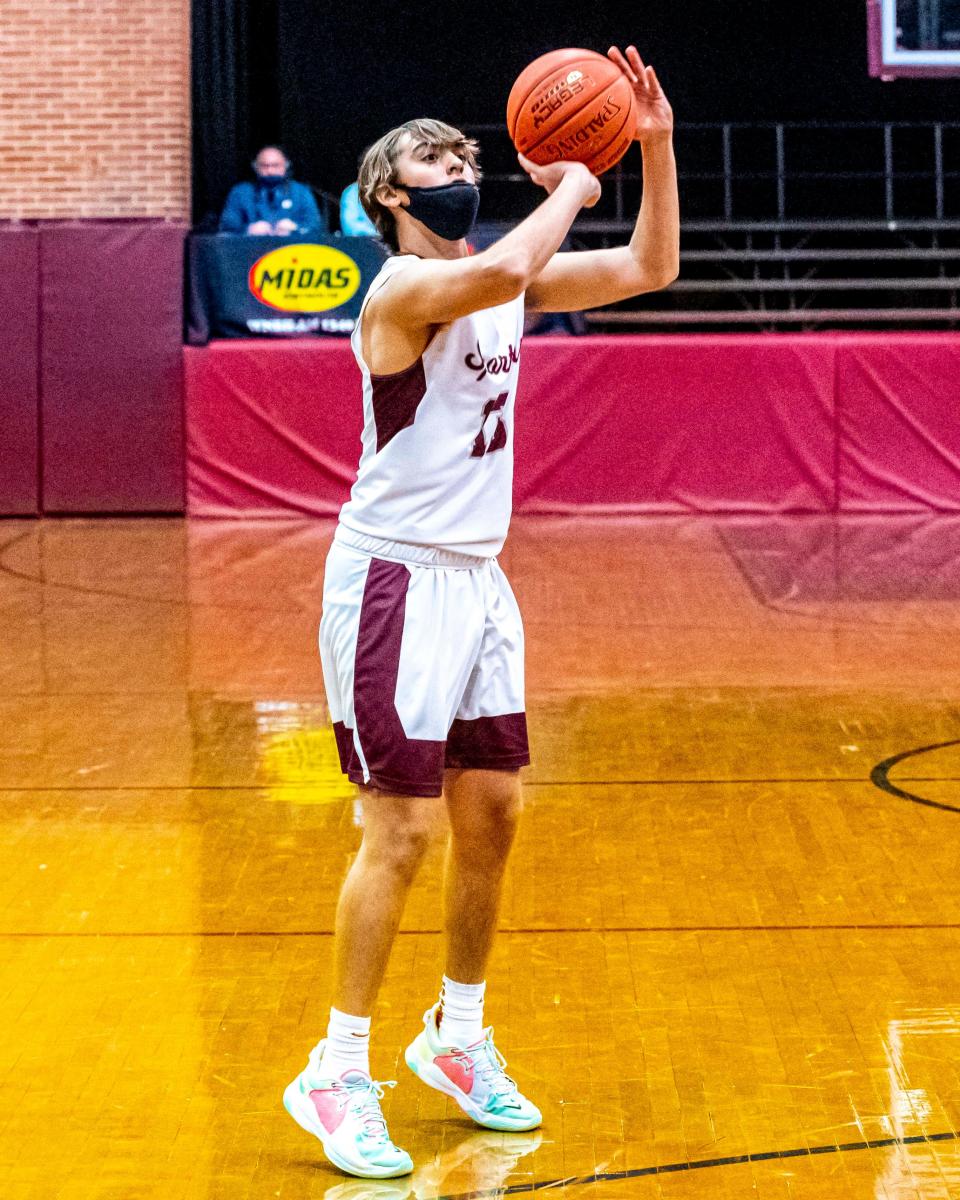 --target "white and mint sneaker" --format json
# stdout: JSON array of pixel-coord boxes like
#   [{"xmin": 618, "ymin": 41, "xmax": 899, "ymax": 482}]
[
  {"xmin": 404, "ymin": 1004, "xmax": 542, "ymax": 1132},
  {"xmin": 283, "ymin": 1040, "xmax": 414, "ymax": 1178}
]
